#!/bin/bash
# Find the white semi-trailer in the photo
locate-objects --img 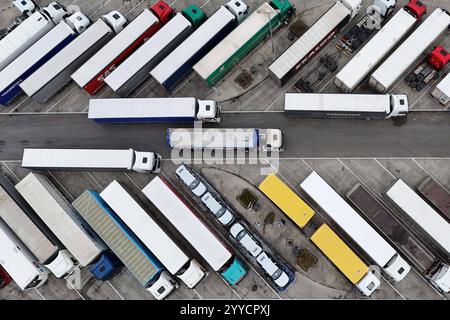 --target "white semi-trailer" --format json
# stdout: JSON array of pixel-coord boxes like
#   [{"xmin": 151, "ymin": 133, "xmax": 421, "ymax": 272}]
[
  {"xmin": 334, "ymin": 0, "xmax": 426, "ymax": 92},
  {"xmin": 88, "ymin": 97, "xmax": 221, "ymax": 123},
  {"xmin": 100, "ymin": 181, "xmax": 207, "ymax": 289},
  {"xmin": 0, "ymin": 174, "xmax": 76, "ymax": 278},
  {"xmin": 369, "ymin": 8, "xmax": 450, "ymax": 93},
  {"xmin": 268, "ymin": 0, "xmax": 362, "ymax": 86},
  {"xmin": 431, "ymin": 72, "xmax": 450, "ymax": 105},
  {"xmin": 284, "ymin": 93, "xmax": 409, "ymax": 118},
  {"xmin": 20, "ymin": 11, "xmax": 127, "ymax": 103},
  {"xmin": 300, "ymin": 171, "xmax": 411, "ymax": 282},
  {"xmin": 22, "ymin": 148, "xmax": 162, "ymax": 173}
]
